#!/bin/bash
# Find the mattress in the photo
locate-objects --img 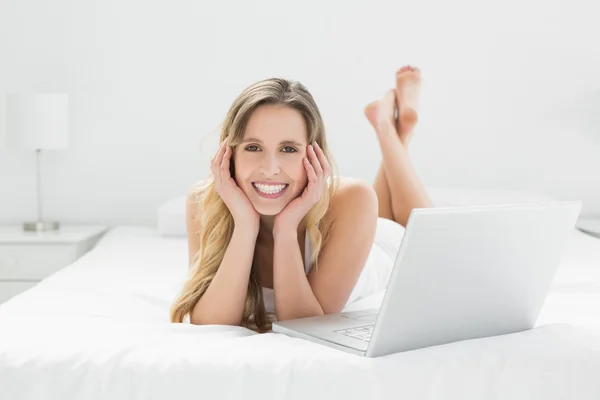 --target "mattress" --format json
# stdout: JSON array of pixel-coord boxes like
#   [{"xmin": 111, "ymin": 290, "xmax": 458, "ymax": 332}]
[{"xmin": 1, "ymin": 226, "xmax": 600, "ymax": 399}]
